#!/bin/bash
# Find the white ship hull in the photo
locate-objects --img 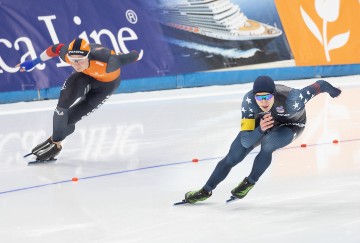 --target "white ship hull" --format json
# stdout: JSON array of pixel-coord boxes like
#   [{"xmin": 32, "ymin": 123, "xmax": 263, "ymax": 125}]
[
  {"xmin": 155, "ymin": 0, "xmax": 282, "ymax": 50},
  {"xmin": 160, "ymin": 23, "xmax": 279, "ymax": 50}
]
